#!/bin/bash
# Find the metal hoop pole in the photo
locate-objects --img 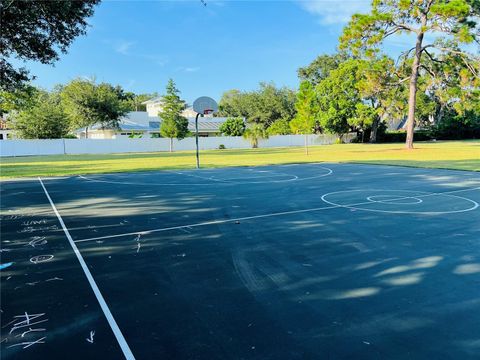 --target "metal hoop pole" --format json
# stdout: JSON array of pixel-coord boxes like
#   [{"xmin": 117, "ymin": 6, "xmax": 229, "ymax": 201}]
[{"xmin": 195, "ymin": 113, "xmax": 200, "ymax": 169}]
